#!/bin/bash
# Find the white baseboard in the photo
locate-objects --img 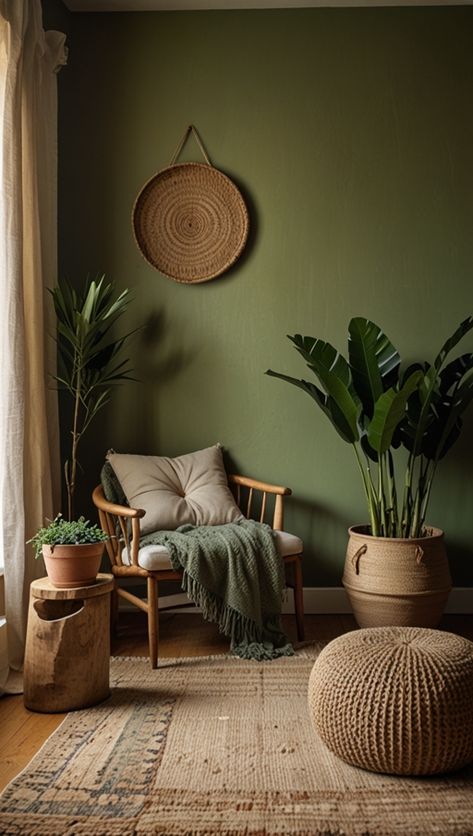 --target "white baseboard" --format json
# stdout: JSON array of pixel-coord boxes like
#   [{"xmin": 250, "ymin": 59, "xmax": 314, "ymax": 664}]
[{"xmin": 118, "ymin": 587, "xmax": 473, "ymax": 614}]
